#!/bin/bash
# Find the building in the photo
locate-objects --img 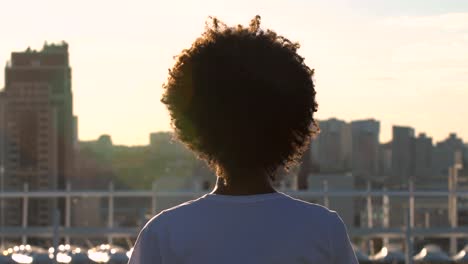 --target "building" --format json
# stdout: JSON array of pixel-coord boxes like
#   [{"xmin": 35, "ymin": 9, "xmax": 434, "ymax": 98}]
[
  {"xmin": 310, "ymin": 118, "xmax": 351, "ymax": 173},
  {"xmin": 390, "ymin": 126, "xmax": 415, "ymax": 186},
  {"xmin": 378, "ymin": 142, "xmax": 392, "ymax": 177},
  {"xmin": 0, "ymin": 42, "xmax": 74, "ymax": 226},
  {"xmin": 433, "ymin": 133, "xmax": 464, "ymax": 177},
  {"xmin": 351, "ymin": 119, "xmax": 380, "ymax": 185},
  {"xmin": 73, "ymin": 135, "xmax": 115, "ymax": 222},
  {"xmin": 464, "ymin": 144, "xmax": 468, "ymax": 169},
  {"xmin": 72, "ymin": 116, "xmax": 79, "ymax": 150},
  {"xmin": 413, "ymin": 133, "xmax": 433, "ymax": 180}
]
